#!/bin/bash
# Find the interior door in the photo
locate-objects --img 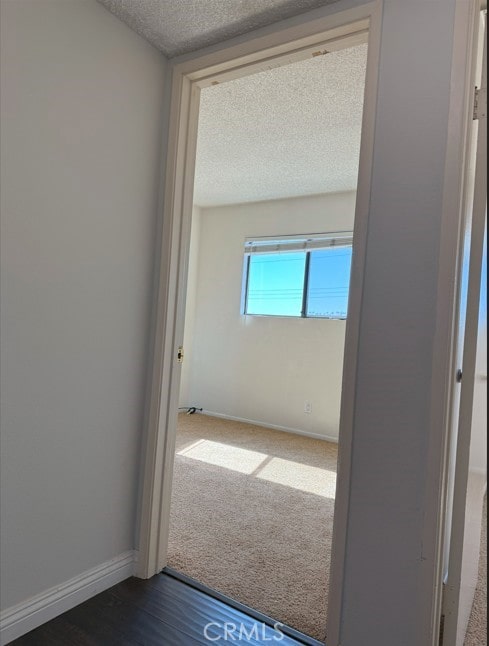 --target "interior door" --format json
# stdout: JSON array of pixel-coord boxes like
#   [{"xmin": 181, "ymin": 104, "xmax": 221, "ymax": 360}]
[{"xmin": 442, "ymin": 10, "xmax": 487, "ymax": 646}]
